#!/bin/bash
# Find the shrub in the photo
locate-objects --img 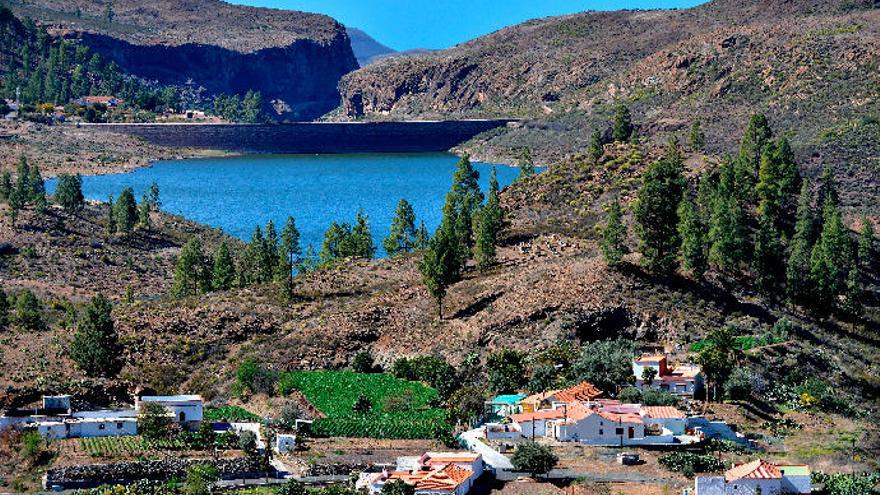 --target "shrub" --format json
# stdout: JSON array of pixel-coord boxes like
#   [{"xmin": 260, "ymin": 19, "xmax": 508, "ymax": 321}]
[
  {"xmin": 281, "ymin": 401, "xmax": 302, "ymax": 429},
  {"xmin": 352, "ymin": 394, "xmax": 373, "ymax": 414},
  {"xmin": 238, "ymin": 430, "xmax": 257, "ymax": 454},
  {"xmin": 235, "ymin": 358, "xmax": 278, "ymax": 396},
  {"xmin": 138, "ymin": 402, "xmax": 171, "ymax": 440},
  {"xmin": 617, "ymin": 387, "xmax": 642, "ymax": 404},
  {"xmin": 184, "ymin": 463, "xmax": 219, "ymax": 495},
  {"xmin": 511, "ymin": 441, "xmax": 559, "ymax": 477},
  {"xmin": 641, "ymin": 388, "xmax": 679, "ymax": 406},
  {"xmin": 724, "ymin": 368, "xmax": 755, "ymax": 401},
  {"xmin": 352, "ymin": 351, "xmax": 375, "ymax": 373},
  {"xmin": 278, "ymin": 480, "xmax": 307, "ymax": 495},
  {"xmin": 659, "ymin": 452, "xmax": 726, "ymax": 476},
  {"xmin": 572, "ymin": 339, "xmax": 636, "ymax": 393}
]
